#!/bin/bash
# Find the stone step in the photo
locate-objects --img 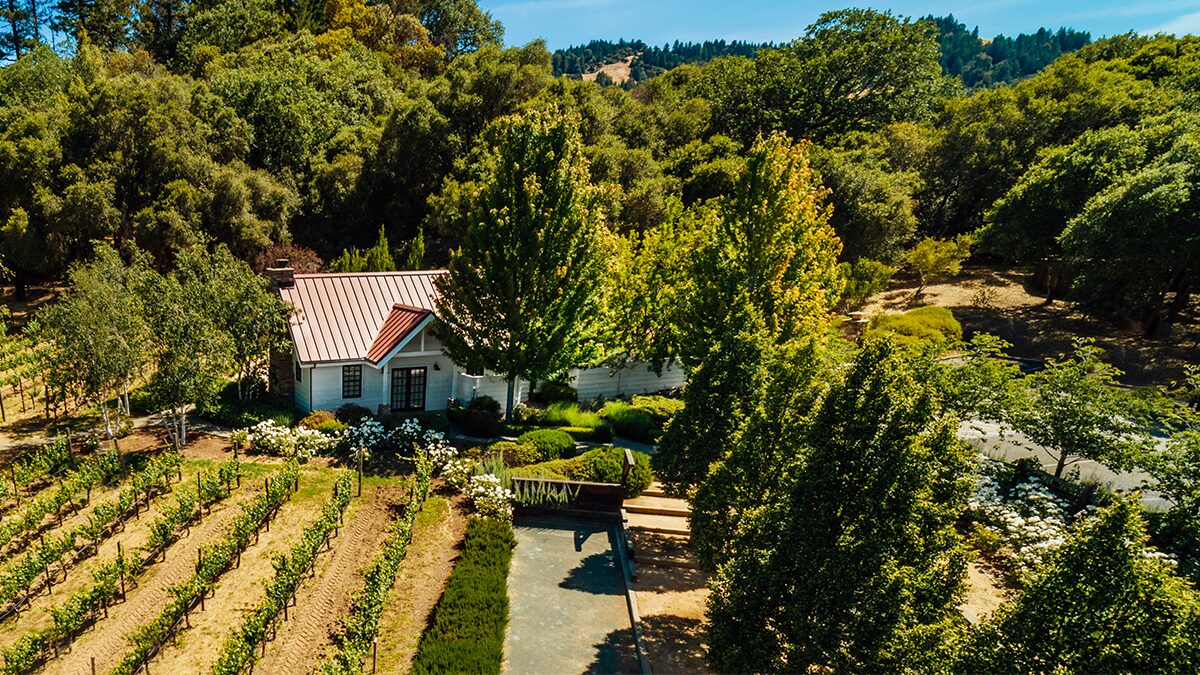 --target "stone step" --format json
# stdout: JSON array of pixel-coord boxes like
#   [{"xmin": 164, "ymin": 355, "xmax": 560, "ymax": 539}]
[
  {"xmin": 641, "ymin": 481, "xmax": 671, "ymax": 498},
  {"xmin": 625, "ymin": 503, "xmax": 690, "ymax": 518},
  {"xmin": 625, "ymin": 511, "xmax": 690, "ymax": 536}
]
